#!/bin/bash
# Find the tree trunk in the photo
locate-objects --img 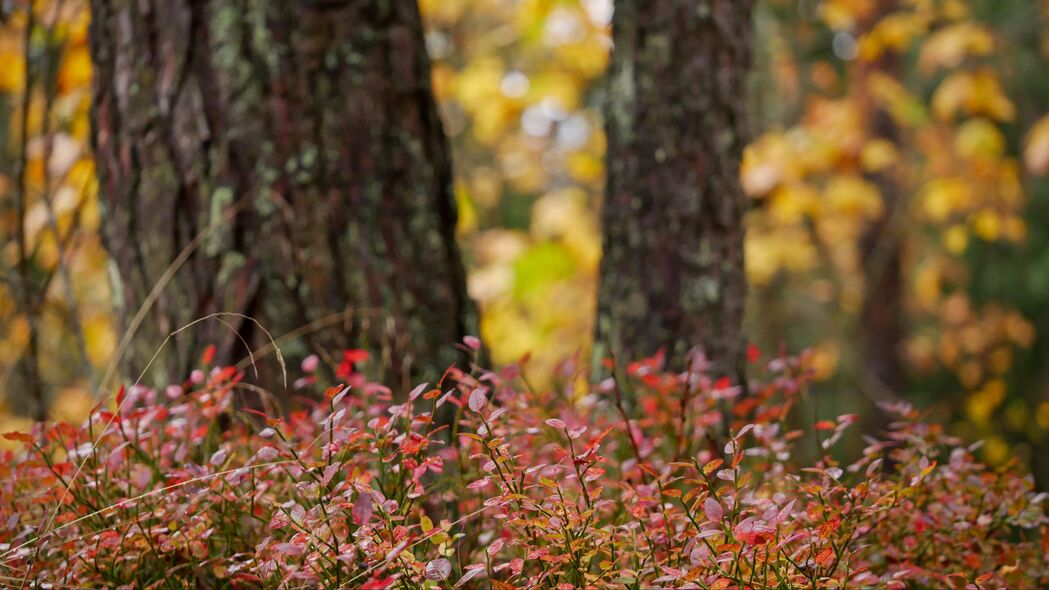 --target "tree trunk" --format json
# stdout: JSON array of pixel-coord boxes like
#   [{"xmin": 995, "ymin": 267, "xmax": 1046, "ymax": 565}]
[
  {"xmin": 857, "ymin": 0, "xmax": 907, "ymax": 398},
  {"xmin": 594, "ymin": 0, "xmax": 752, "ymax": 376},
  {"xmin": 89, "ymin": 0, "xmax": 475, "ymax": 391}
]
